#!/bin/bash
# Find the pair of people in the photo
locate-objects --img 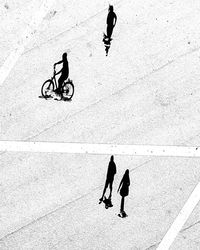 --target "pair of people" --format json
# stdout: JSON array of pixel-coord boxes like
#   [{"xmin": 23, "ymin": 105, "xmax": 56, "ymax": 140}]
[{"xmin": 99, "ymin": 155, "xmax": 130, "ymax": 218}]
